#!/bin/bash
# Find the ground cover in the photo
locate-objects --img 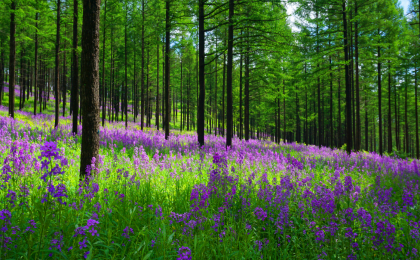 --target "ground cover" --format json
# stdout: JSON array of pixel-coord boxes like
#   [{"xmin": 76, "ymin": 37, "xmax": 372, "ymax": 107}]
[{"xmin": 0, "ymin": 108, "xmax": 419, "ymax": 259}]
